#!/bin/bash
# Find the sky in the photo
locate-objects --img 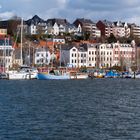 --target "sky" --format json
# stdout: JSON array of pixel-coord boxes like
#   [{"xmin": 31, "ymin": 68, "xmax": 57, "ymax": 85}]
[{"xmin": 0, "ymin": 0, "xmax": 140, "ymax": 24}]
